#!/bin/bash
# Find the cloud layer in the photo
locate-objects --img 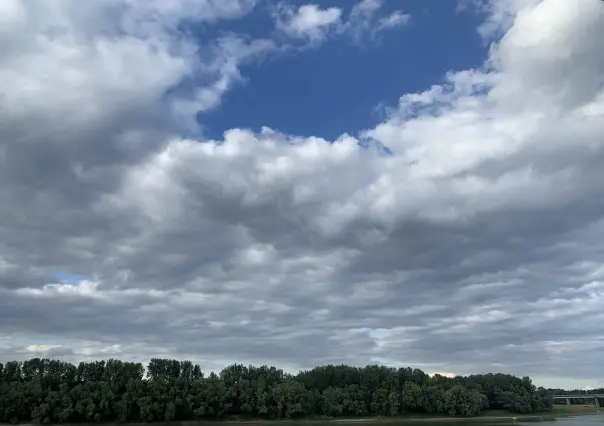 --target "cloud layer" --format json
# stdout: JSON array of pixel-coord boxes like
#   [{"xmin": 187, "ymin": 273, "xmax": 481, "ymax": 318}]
[{"xmin": 1, "ymin": 0, "xmax": 604, "ymax": 389}]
